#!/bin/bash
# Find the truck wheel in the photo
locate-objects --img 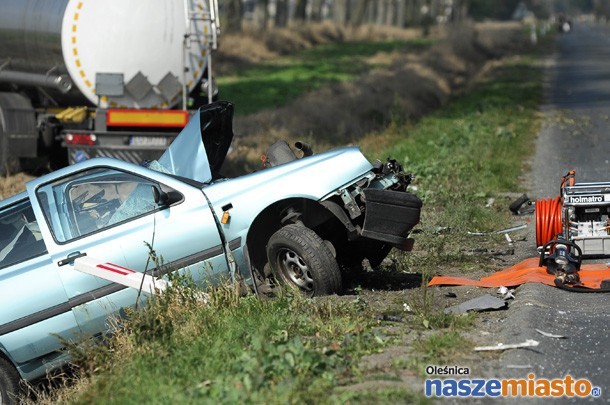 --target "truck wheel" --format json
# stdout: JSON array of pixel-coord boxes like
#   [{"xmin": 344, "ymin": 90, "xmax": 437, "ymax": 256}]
[
  {"xmin": 0, "ymin": 92, "xmax": 36, "ymax": 176},
  {"xmin": 267, "ymin": 224, "xmax": 342, "ymax": 297},
  {"xmin": 0, "ymin": 357, "xmax": 21, "ymax": 405}
]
